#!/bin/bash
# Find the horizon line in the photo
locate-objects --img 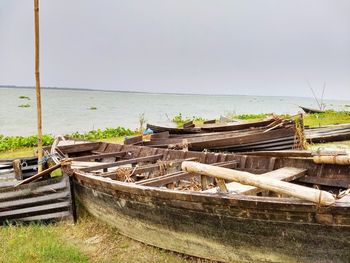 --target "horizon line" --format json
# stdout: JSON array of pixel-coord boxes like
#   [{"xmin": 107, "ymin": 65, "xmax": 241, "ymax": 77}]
[{"xmin": 0, "ymin": 84, "xmax": 346, "ymax": 102}]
